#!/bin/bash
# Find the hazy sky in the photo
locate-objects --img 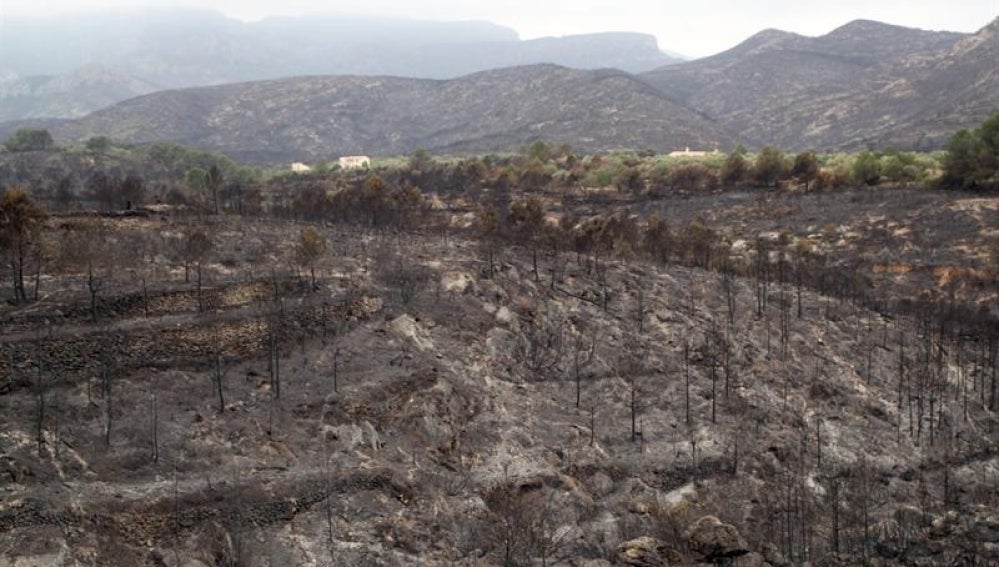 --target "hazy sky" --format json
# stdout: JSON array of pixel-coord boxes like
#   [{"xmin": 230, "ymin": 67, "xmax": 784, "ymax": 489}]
[{"xmin": 3, "ymin": 0, "xmax": 997, "ymax": 57}]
